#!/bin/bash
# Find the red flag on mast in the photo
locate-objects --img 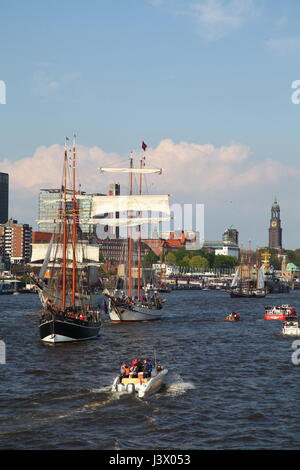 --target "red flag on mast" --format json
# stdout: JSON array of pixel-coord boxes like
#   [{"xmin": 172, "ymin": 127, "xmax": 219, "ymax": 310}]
[{"xmin": 141, "ymin": 141, "xmax": 147, "ymax": 151}]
